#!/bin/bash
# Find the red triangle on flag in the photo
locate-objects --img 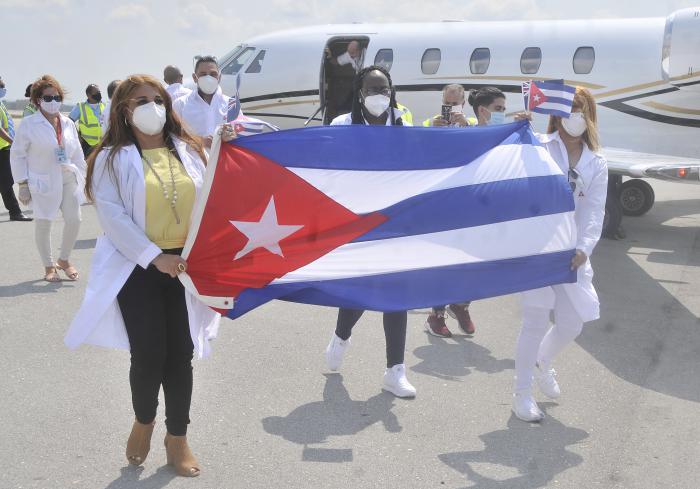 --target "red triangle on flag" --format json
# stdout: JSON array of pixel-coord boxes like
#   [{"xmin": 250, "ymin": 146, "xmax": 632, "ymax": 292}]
[{"xmin": 528, "ymin": 82, "xmax": 548, "ymax": 110}]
